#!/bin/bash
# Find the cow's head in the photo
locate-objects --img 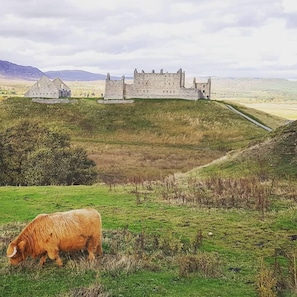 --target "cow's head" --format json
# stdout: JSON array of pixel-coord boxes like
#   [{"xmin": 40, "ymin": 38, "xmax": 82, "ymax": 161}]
[{"xmin": 7, "ymin": 240, "xmax": 27, "ymax": 265}]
